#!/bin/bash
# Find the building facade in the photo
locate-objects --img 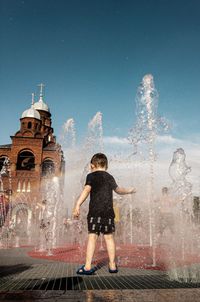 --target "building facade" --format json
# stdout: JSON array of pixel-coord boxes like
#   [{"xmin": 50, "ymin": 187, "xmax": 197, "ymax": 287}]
[{"xmin": 0, "ymin": 86, "xmax": 64, "ymax": 229}]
